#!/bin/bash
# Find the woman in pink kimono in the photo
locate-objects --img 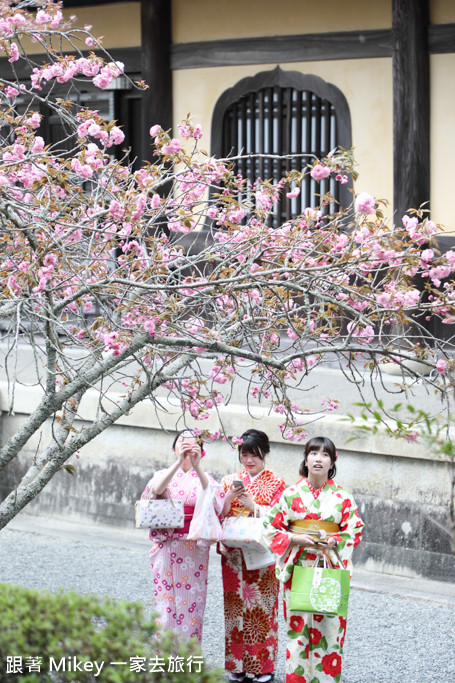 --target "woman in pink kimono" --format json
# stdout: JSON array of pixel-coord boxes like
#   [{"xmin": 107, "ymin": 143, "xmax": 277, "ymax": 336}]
[
  {"xmin": 141, "ymin": 429, "xmax": 224, "ymax": 642},
  {"xmin": 263, "ymin": 436, "xmax": 364, "ymax": 683},
  {"xmin": 220, "ymin": 429, "xmax": 286, "ymax": 683}
]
